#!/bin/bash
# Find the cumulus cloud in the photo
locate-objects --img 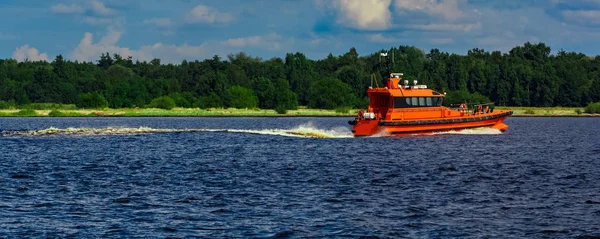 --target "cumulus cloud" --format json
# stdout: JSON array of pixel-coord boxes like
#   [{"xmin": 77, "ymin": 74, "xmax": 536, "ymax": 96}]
[
  {"xmin": 90, "ymin": 0, "xmax": 114, "ymax": 15},
  {"xmin": 70, "ymin": 30, "xmax": 207, "ymax": 63},
  {"xmin": 187, "ymin": 5, "xmax": 234, "ymax": 24},
  {"xmin": 562, "ymin": 10, "xmax": 600, "ymax": 26},
  {"xmin": 395, "ymin": 0, "xmax": 463, "ymax": 21},
  {"xmin": 332, "ymin": 0, "xmax": 392, "ymax": 30},
  {"xmin": 144, "ymin": 18, "xmax": 174, "ymax": 27},
  {"xmin": 138, "ymin": 43, "xmax": 206, "ymax": 63},
  {"xmin": 50, "ymin": 1, "xmax": 120, "ymax": 27},
  {"xmin": 410, "ymin": 22, "xmax": 481, "ymax": 32},
  {"xmin": 368, "ymin": 33, "xmax": 396, "ymax": 43},
  {"xmin": 51, "ymin": 3, "xmax": 85, "ymax": 14},
  {"xmin": 82, "ymin": 16, "xmax": 122, "ymax": 26},
  {"xmin": 13, "ymin": 45, "xmax": 49, "ymax": 62},
  {"xmin": 429, "ymin": 38, "xmax": 453, "ymax": 44},
  {"xmin": 223, "ymin": 33, "xmax": 284, "ymax": 50}
]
